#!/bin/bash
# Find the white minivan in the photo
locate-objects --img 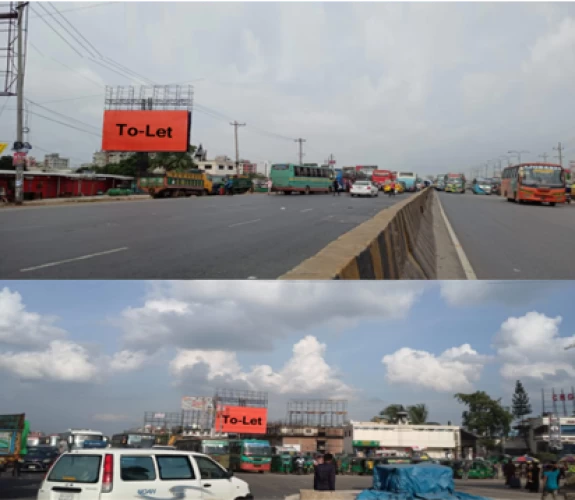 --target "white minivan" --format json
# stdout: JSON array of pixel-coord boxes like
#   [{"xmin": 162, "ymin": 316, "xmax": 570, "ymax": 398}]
[{"xmin": 37, "ymin": 449, "xmax": 253, "ymax": 500}]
